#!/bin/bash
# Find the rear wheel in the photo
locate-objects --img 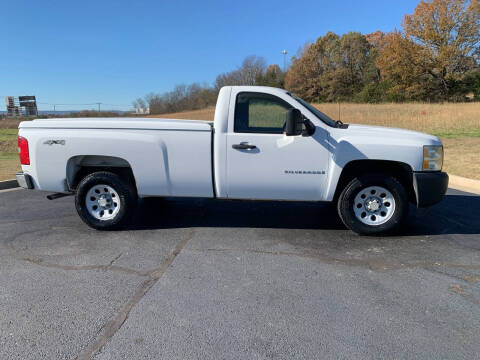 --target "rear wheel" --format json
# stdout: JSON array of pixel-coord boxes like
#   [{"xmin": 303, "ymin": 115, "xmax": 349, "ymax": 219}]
[
  {"xmin": 337, "ymin": 174, "xmax": 408, "ymax": 235},
  {"xmin": 75, "ymin": 171, "xmax": 137, "ymax": 230}
]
